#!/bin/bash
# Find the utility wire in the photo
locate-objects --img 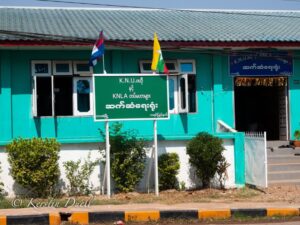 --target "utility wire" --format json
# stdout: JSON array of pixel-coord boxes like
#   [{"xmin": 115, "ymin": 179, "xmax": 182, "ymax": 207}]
[{"xmin": 36, "ymin": 0, "xmax": 300, "ymax": 19}]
